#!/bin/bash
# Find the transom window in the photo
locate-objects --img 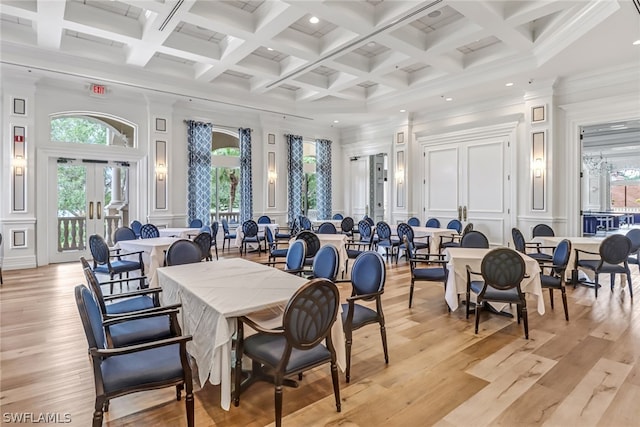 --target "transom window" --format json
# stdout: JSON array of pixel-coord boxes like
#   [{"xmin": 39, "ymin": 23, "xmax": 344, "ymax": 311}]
[{"xmin": 50, "ymin": 113, "xmax": 136, "ymax": 147}]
